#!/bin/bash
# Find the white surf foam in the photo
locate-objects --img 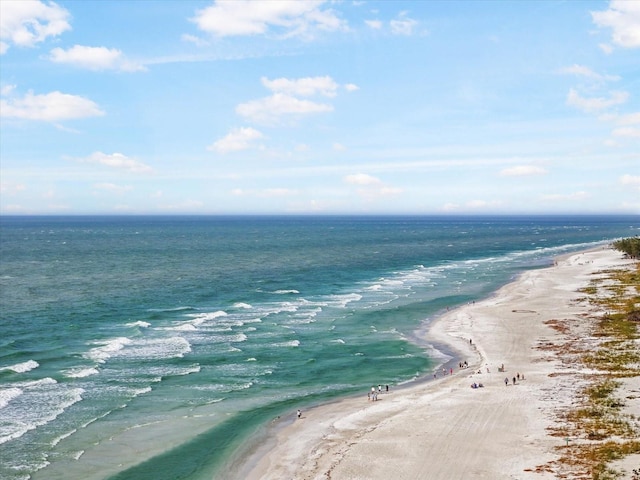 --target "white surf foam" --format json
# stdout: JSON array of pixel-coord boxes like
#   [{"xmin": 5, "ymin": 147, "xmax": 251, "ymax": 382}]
[
  {"xmin": 0, "ymin": 359, "xmax": 39, "ymax": 373},
  {"xmin": 0, "ymin": 387, "xmax": 22, "ymax": 409},
  {"xmin": 0, "ymin": 380, "xmax": 84, "ymax": 445},
  {"xmin": 84, "ymin": 337, "xmax": 132, "ymax": 363},
  {"xmin": 64, "ymin": 367, "xmax": 99, "ymax": 378}
]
